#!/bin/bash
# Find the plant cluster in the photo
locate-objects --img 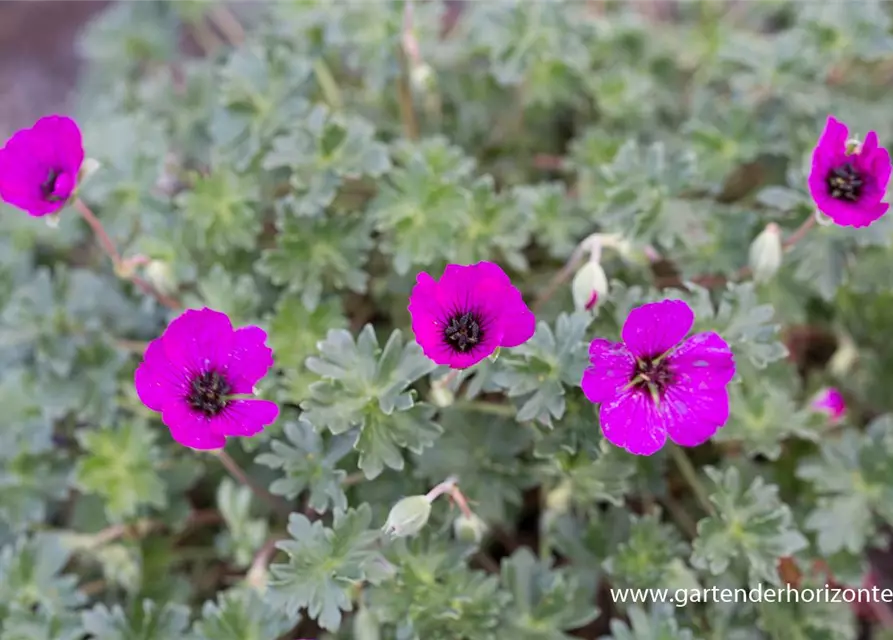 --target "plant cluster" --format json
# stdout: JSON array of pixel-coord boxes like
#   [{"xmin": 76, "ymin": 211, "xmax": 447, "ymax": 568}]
[{"xmin": 2, "ymin": 1, "xmax": 893, "ymax": 639}]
